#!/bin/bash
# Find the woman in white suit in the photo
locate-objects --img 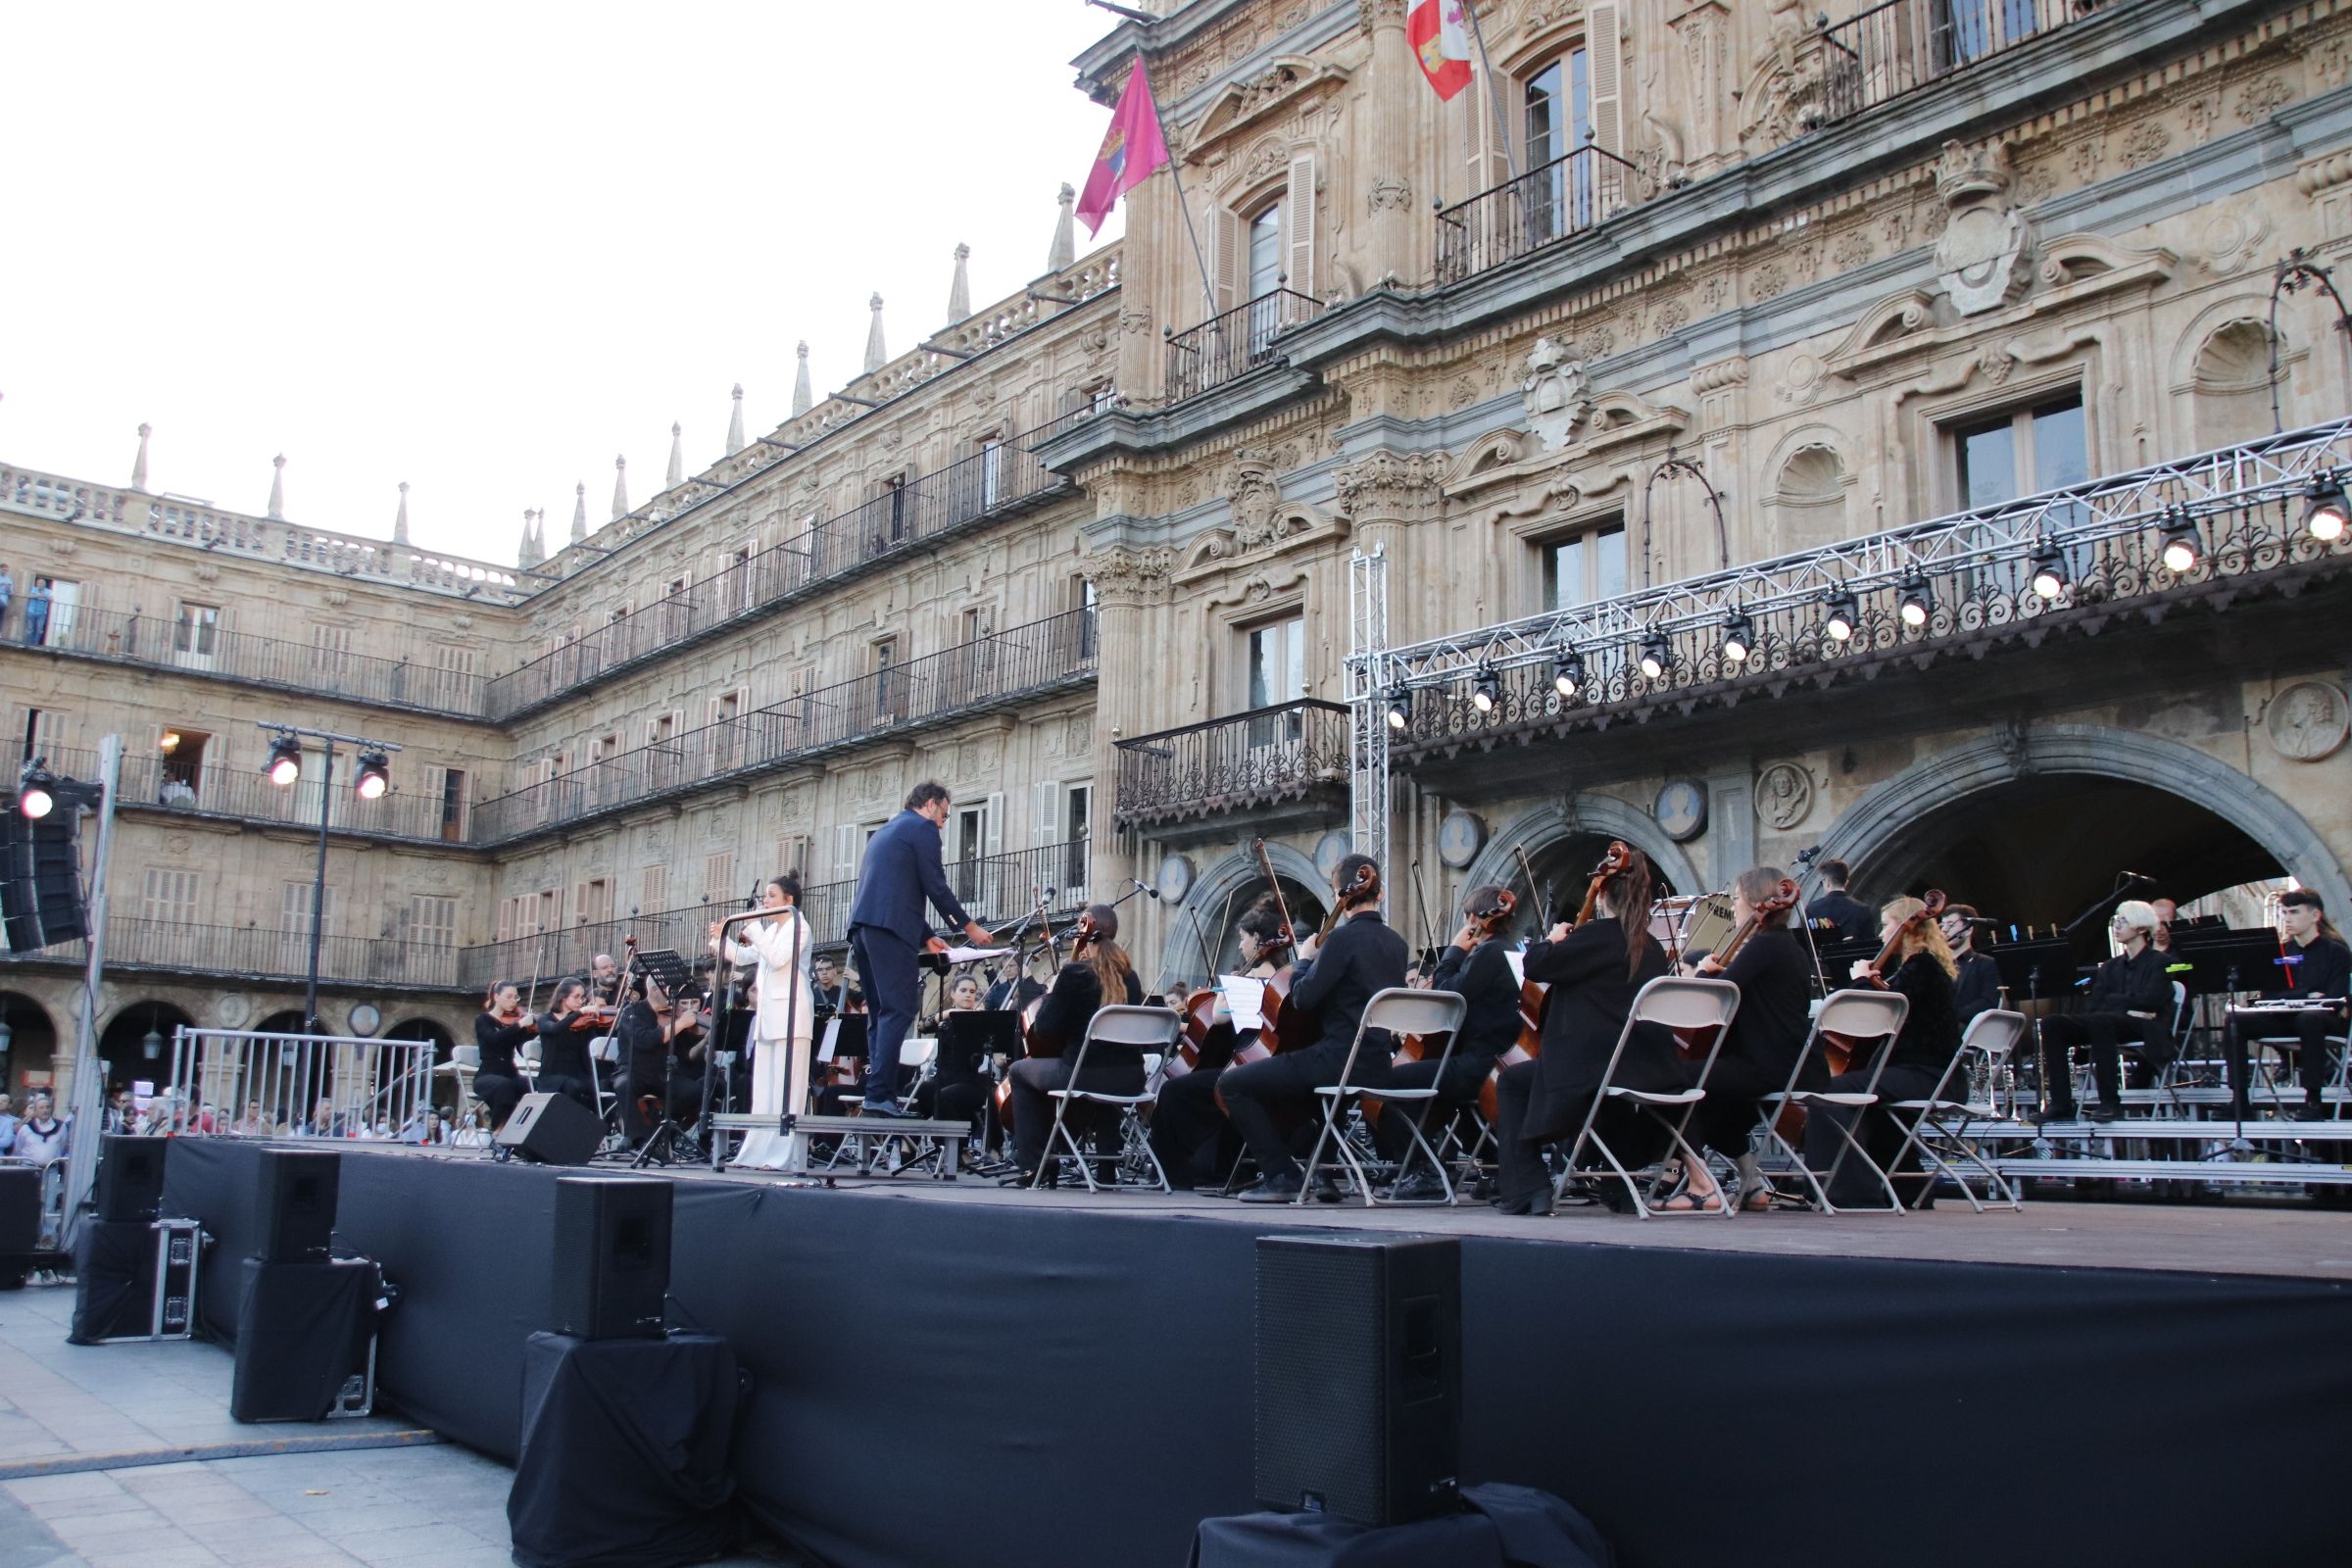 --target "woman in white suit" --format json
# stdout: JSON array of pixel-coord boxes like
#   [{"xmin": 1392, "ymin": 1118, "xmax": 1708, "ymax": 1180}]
[{"xmin": 708, "ymin": 872, "xmax": 813, "ymax": 1169}]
